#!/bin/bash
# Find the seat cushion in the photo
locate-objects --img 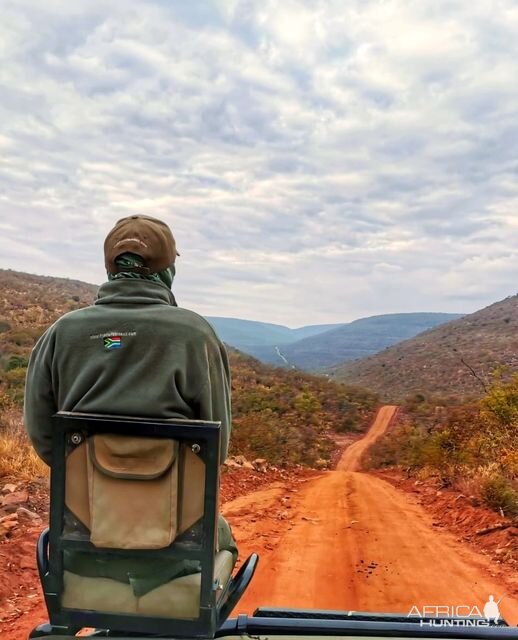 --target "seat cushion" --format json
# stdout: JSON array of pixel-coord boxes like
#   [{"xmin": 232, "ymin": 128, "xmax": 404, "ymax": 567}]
[{"xmin": 61, "ymin": 550, "xmax": 234, "ymax": 619}]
